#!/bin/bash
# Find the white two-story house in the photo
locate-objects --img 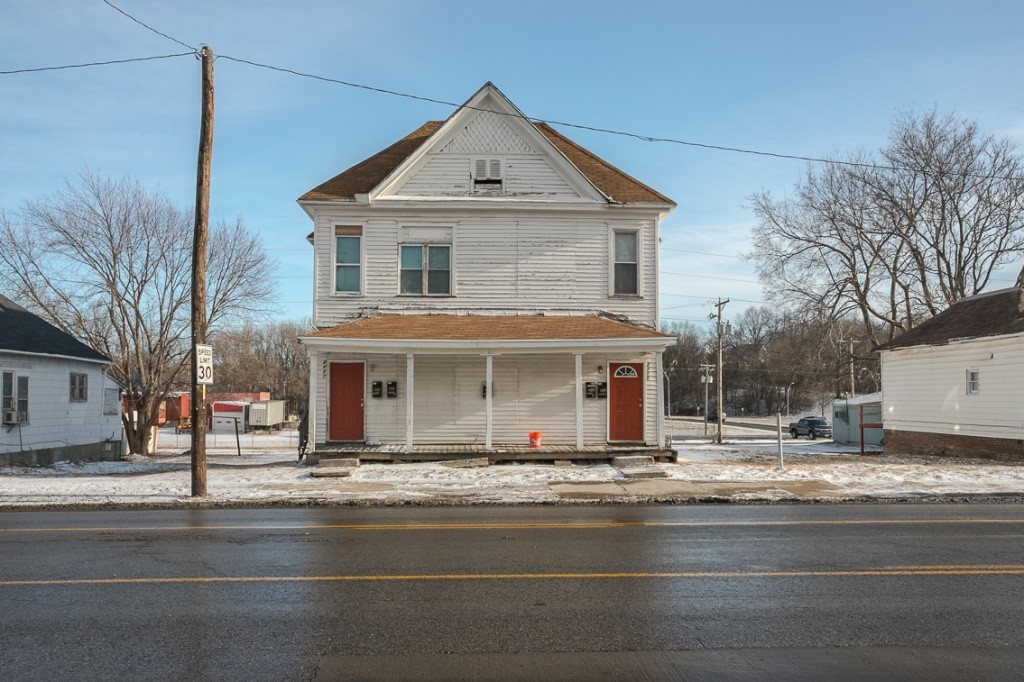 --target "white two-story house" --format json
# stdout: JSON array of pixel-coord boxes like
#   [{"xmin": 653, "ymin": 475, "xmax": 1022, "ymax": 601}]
[{"xmin": 298, "ymin": 83, "xmax": 676, "ymax": 458}]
